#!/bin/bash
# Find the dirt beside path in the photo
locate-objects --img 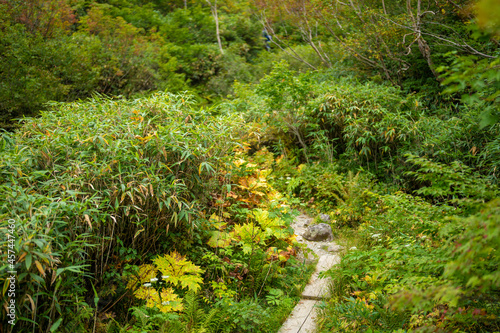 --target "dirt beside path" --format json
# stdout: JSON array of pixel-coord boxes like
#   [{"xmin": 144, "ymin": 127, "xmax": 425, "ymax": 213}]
[{"xmin": 279, "ymin": 214, "xmax": 341, "ymax": 333}]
